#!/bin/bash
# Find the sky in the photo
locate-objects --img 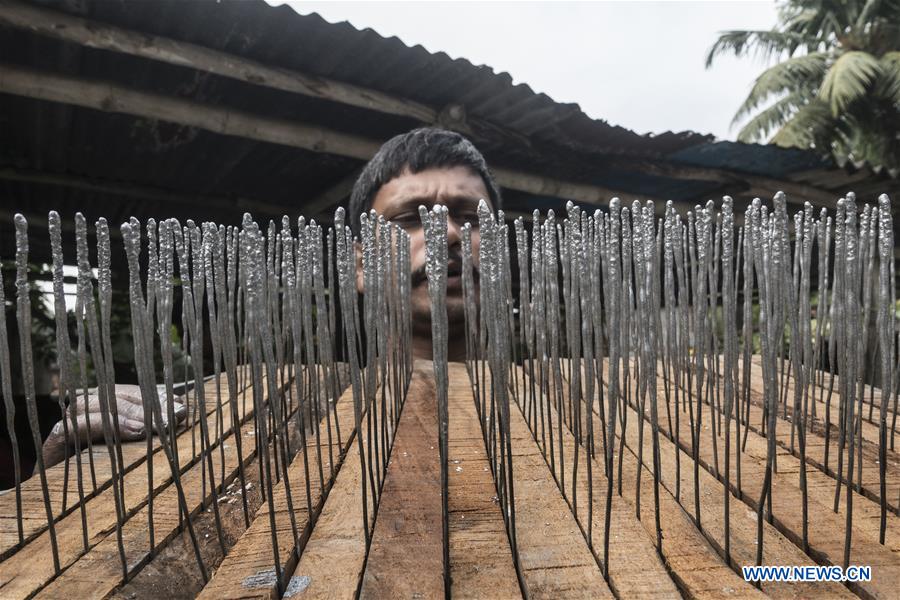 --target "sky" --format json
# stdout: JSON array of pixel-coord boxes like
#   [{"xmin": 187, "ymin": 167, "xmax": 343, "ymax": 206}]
[{"xmin": 271, "ymin": 1, "xmax": 779, "ymax": 140}]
